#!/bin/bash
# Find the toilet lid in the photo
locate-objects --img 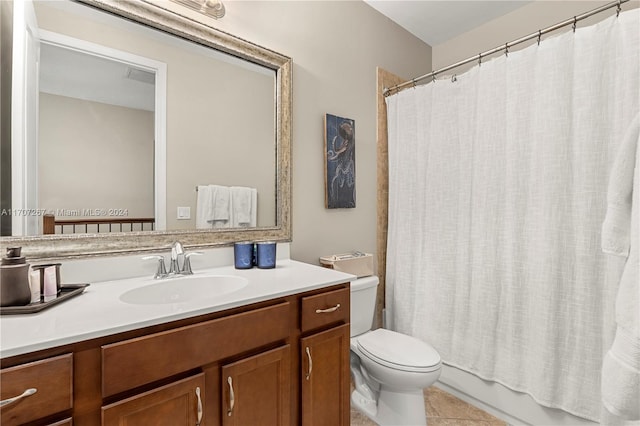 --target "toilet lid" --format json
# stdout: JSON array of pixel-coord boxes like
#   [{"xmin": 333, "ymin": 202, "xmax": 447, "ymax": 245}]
[{"xmin": 357, "ymin": 329, "xmax": 441, "ymax": 373}]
